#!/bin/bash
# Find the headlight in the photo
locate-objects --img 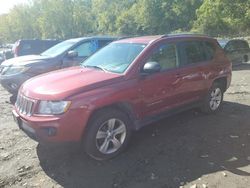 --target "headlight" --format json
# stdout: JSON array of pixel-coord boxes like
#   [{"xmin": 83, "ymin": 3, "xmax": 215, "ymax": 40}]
[
  {"xmin": 38, "ymin": 101, "xmax": 71, "ymax": 115},
  {"xmin": 1, "ymin": 66, "xmax": 30, "ymax": 76}
]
